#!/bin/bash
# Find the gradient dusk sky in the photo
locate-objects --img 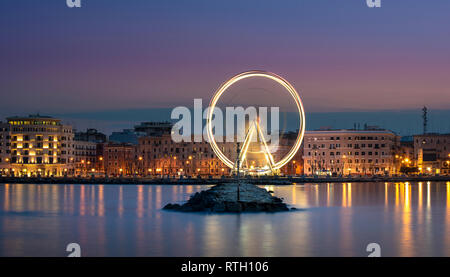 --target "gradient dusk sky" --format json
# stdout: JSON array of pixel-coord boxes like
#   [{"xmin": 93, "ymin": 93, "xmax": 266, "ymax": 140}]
[{"xmin": 0, "ymin": 0, "xmax": 449, "ymax": 134}]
